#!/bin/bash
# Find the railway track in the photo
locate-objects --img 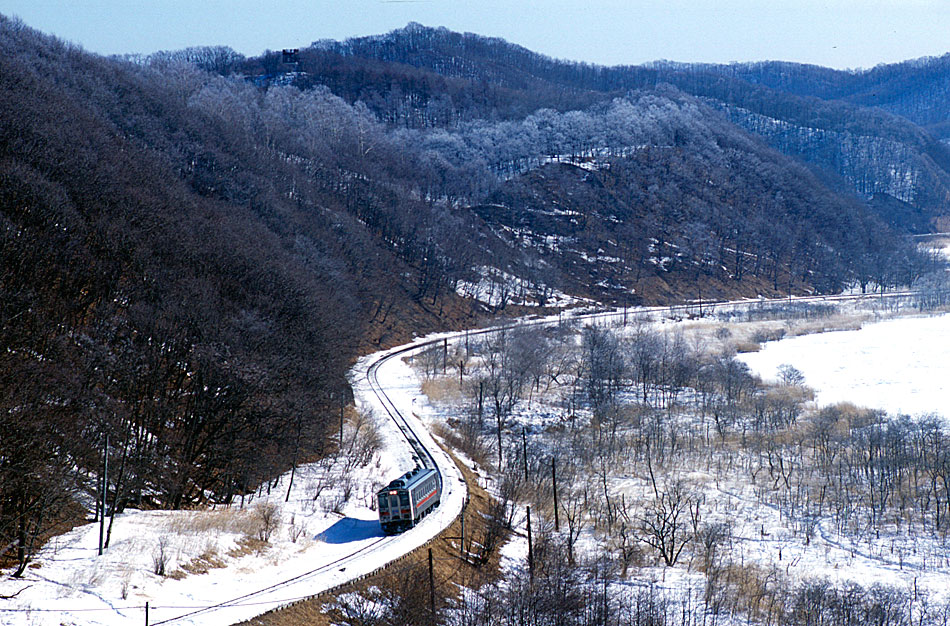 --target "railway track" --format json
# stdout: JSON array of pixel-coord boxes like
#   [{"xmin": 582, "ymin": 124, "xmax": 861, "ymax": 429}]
[{"xmin": 150, "ymin": 536, "xmax": 391, "ymax": 624}]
